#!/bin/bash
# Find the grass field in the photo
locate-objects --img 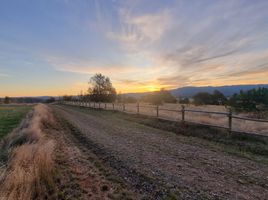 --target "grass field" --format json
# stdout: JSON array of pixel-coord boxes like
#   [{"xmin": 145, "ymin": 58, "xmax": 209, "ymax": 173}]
[
  {"xmin": 68, "ymin": 102, "xmax": 268, "ymax": 135},
  {"xmin": 0, "ymin": 103, "xmax": 267, "ymax": 199},
  {"xmin": 0, "ymin": 105, "xmax": 32, "ymax": 139}
]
